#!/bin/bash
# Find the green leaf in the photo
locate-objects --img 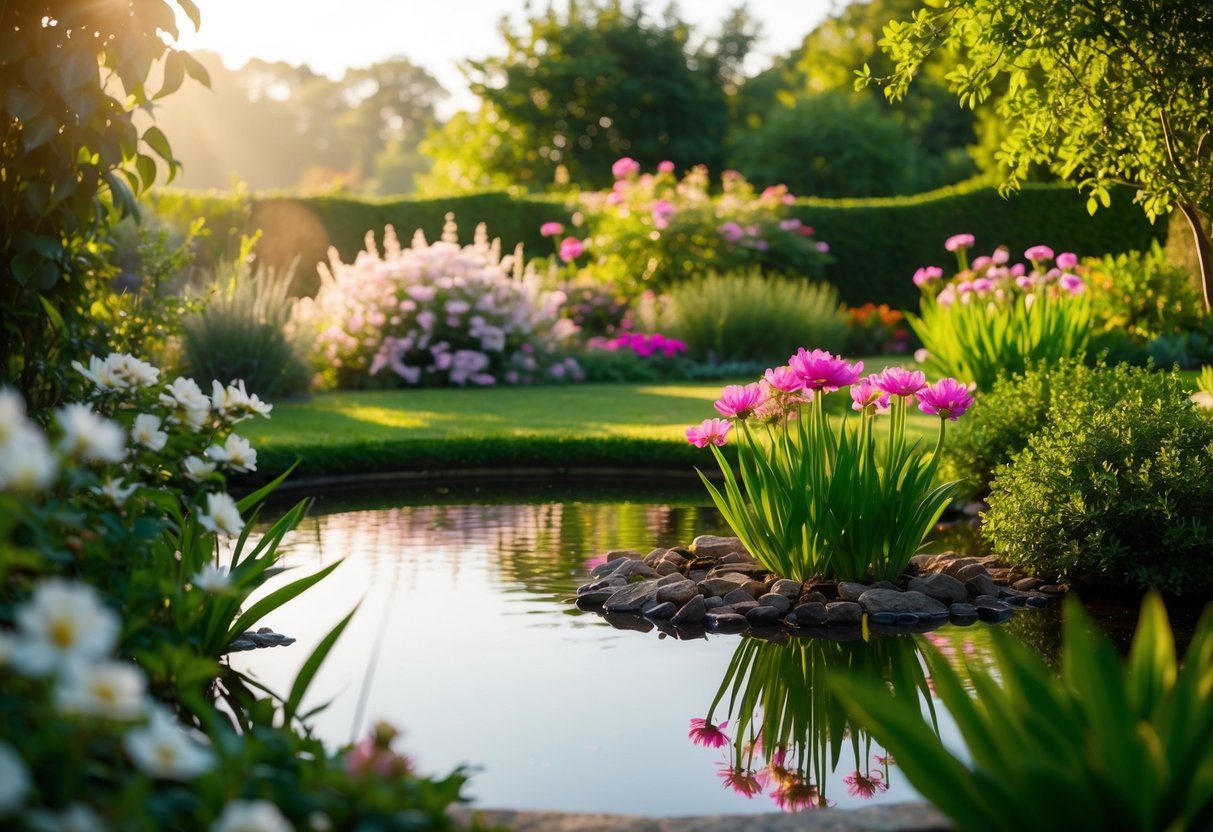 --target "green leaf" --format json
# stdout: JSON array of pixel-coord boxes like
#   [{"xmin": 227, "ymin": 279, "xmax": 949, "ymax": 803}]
[
  {"xmin": 226, "ymin": 560, "xmax": 343, "ymax": 645},
  {"xmin": 5, "ymin": 86, "xmax": 41, "ymax": 121},
  {"xmin": 37, "ymin": 294, "xmax": 65, "ymax": 332},
  {"xmin": 180, "ymin": 50, "xmax": 212, "ymax": 86},
  {"xmin": 175, "ymin": 0, "xmax": 202, "ymax": 31},
  {"xmin": 135, "ymin": 153, "xmax": 157, "ymax": 192},
  {"xmin": 235, "ymin": 460, "xmax": 300, "ymax": 512},
  {"xmin": 157, "ymin": 50, "xmax": 186, "ymax": 99},
  {"xmin": 284, "ymin": 602, "xmax": 359, "ymax": 723},
  {"xmin": 142, "ymin": 125, "xmax": 174, "ymax": 163},
  {"xmin": 20, "ymin": 114, "xmax": 57, "ymax": 152}
]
